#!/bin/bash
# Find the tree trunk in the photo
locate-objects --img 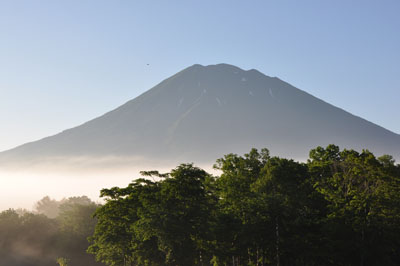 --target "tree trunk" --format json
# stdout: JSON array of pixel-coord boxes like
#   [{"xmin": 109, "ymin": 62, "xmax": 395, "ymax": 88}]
[
  {"xmin": 360, "ymin": 226, "xmax": 365, "ymax": 266},
  {"xmin": 360, "ymin": 202, "xmax": 369, "ymax": 266},
  {"xmin": 276, "ymin": 217, "xmax": 280, "ymax": 266}
]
